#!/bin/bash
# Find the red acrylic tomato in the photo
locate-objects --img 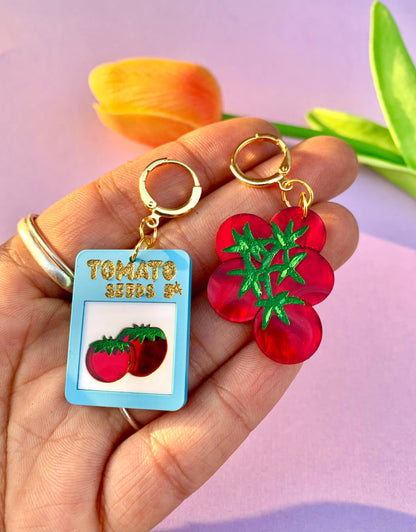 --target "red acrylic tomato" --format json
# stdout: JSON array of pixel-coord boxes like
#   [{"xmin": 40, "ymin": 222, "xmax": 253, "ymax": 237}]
[
  {"xmin": 254, "ymin": 304, "xmax": 322, "ymax": 364},
  {"xmin": 216, "ymin": 213, "xmax": 272, "ymax": 262},
  {"xmin": 269, "ymin": 247, "xmax": 334, "ymax": 305},
  {"xmin": 117, "ymin": 324, "xmax": 167, "ymax": 377},
  {"xmin": 271, "ymin": 206, "xmax": 326, "ymax": 251},
  {"xmin": 86, "ymin": 337, "xmax": 132, "ymax": 382},
  {"xmin": 207, "ymin": 258, "xmax": 259, "ymax": 322}
]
